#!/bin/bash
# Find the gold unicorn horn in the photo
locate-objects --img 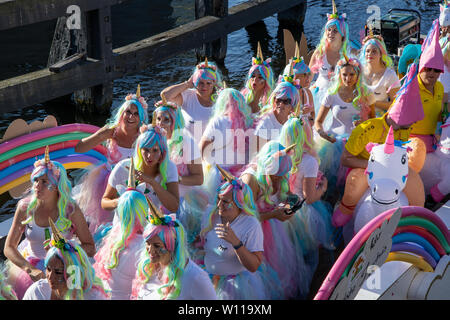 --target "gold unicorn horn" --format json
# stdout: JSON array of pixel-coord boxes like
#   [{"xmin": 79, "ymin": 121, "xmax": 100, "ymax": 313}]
[
  {"xmin": 294, "ymin": 42, "xmax": 300, "ymax": 58},
  {"xmin": 257, "ymin": 41, "xmax": 264, "ymax": 61},
  {"xmin": 205, "ymin": 57, "xmax": 209, "ymax": 68},
  {"xmin": 222, "ymin": 81, "xmax": 227, "ymax": 89},
  {"xmin": 128, "ymin": 157, "xmax": 135, "ymax": 188},
  {"xmin": 136, "ymin": 84, "xmax": 141, "ymax": 98},
  {"xmin": 44, "ymin": 145, "xmax": 50, "ymax": 164},
  {"xmin": 216, "ymin": 164, "xmax": 234, "ymax": 184},
  {"xmin": 284, "ymin": 143, "xmax": 297, "ymax": 153},
  {"xmin": 146, "ymin": 196, "xmax": 164, "ymax": 220},
  {"xmin": 161, "ymin": 92, "xmax": 167, "ymax": 105},
  {"xmin": 332, "ymin": 0, "xmax": 337, "ymax": 14},
  {"xmin": 289, "ymin": 58, "xmax": 294, "ymax": 77},
  {"xmin": 48, "ymin": 217, "xmax": 64, "ymax": 243}
]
